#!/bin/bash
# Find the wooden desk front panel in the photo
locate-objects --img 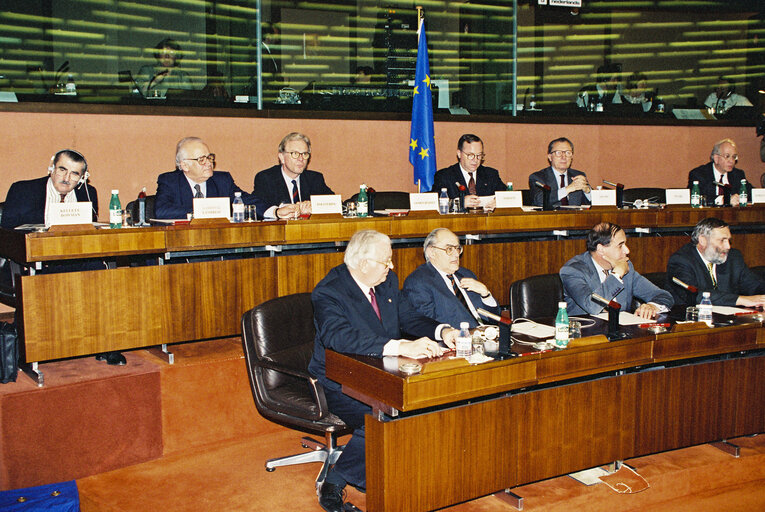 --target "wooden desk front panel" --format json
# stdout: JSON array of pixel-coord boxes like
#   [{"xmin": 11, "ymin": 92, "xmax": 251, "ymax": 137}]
[
  {"xmin": 652, "ymin": 324, "xmax": 761, "ymax": 363},
  {"xmin": 164, "ymin": 222, "xmax": 284, "ymax": 251},
  {"xmin": 25, "ymin": 228, "xmax": 167, "ymax": 261}
]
